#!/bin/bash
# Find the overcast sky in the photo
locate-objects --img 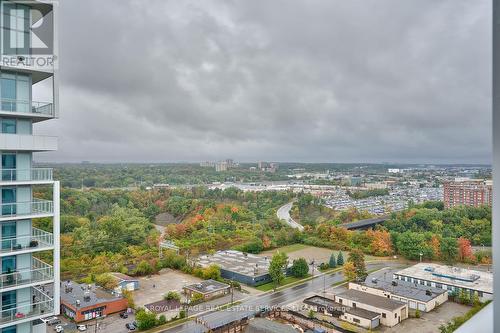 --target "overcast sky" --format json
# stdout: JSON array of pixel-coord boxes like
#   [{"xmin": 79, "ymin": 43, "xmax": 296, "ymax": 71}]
[{"xmin": 36, "ymin": 0, "xmax": 491, "ymax": 164}]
